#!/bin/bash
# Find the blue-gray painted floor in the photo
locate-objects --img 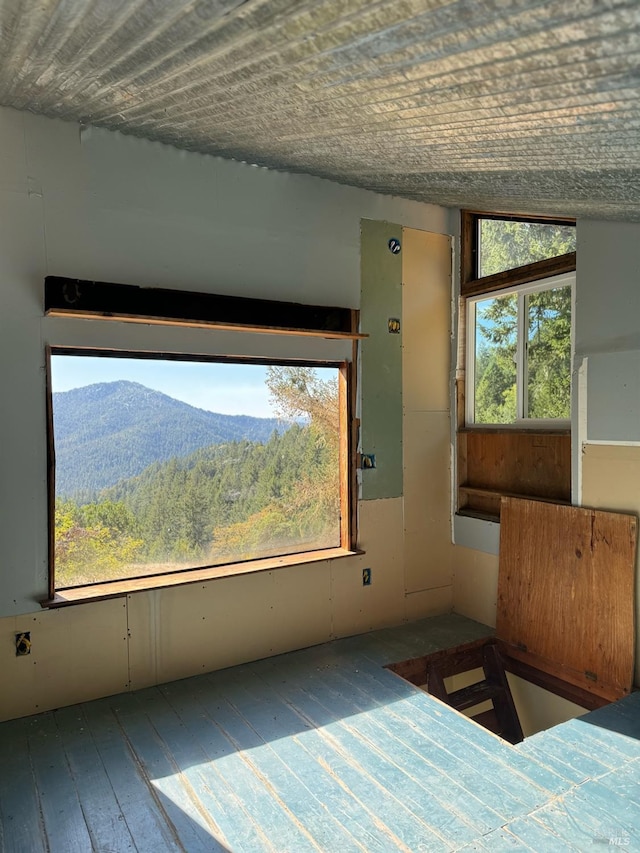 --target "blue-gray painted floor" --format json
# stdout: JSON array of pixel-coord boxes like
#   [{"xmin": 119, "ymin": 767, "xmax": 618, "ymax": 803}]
[{"xmin": 1, "ymin": 613, "xmax": 639, "ymax": 852}]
